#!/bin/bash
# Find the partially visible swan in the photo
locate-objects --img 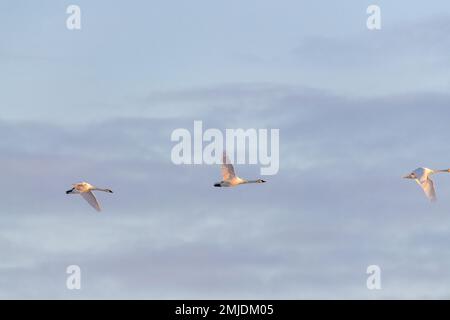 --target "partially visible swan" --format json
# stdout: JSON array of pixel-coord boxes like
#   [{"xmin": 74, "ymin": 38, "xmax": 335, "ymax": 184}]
[
  {"xmin": 403, "ymin": 167, "xmax": 450, "ymax": 201},
  {"xmin": 214, "ymin": 152, "xmax": 266, "ymax": 187},
  {"xmin": 66, "ymin": 182, "xmax": 113, "ymax": 211}
]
